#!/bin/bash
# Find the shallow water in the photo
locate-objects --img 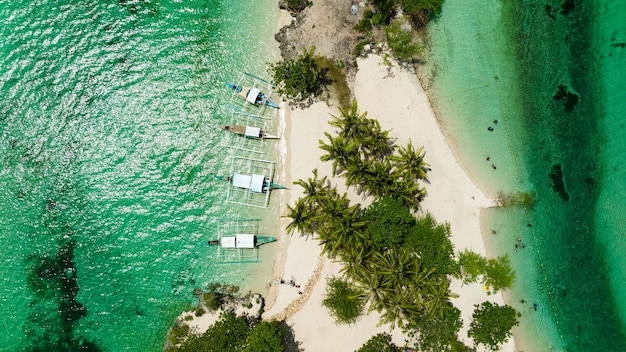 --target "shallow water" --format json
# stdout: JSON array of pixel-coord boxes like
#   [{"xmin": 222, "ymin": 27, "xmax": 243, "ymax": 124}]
[
  {"xmin": 423, "ymin": 0, "xmax": 626, "ymax": 350},
  {"xmin": 0, "ymin": 1, "xmax": 279, "ymax": 350}
]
